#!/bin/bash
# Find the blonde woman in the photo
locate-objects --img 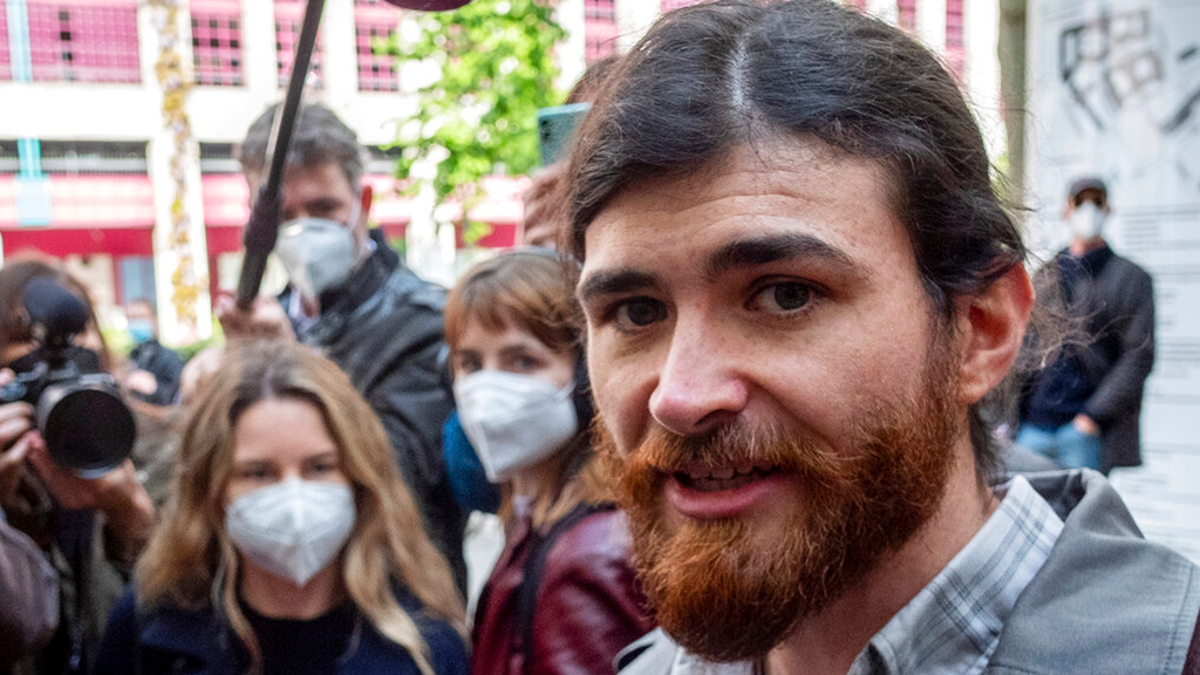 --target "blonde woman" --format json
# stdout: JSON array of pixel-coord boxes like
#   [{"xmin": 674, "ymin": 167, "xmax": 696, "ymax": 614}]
[{"xmin": 95, "ymin": 341, "xmax": 466, "ymax": 675}]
